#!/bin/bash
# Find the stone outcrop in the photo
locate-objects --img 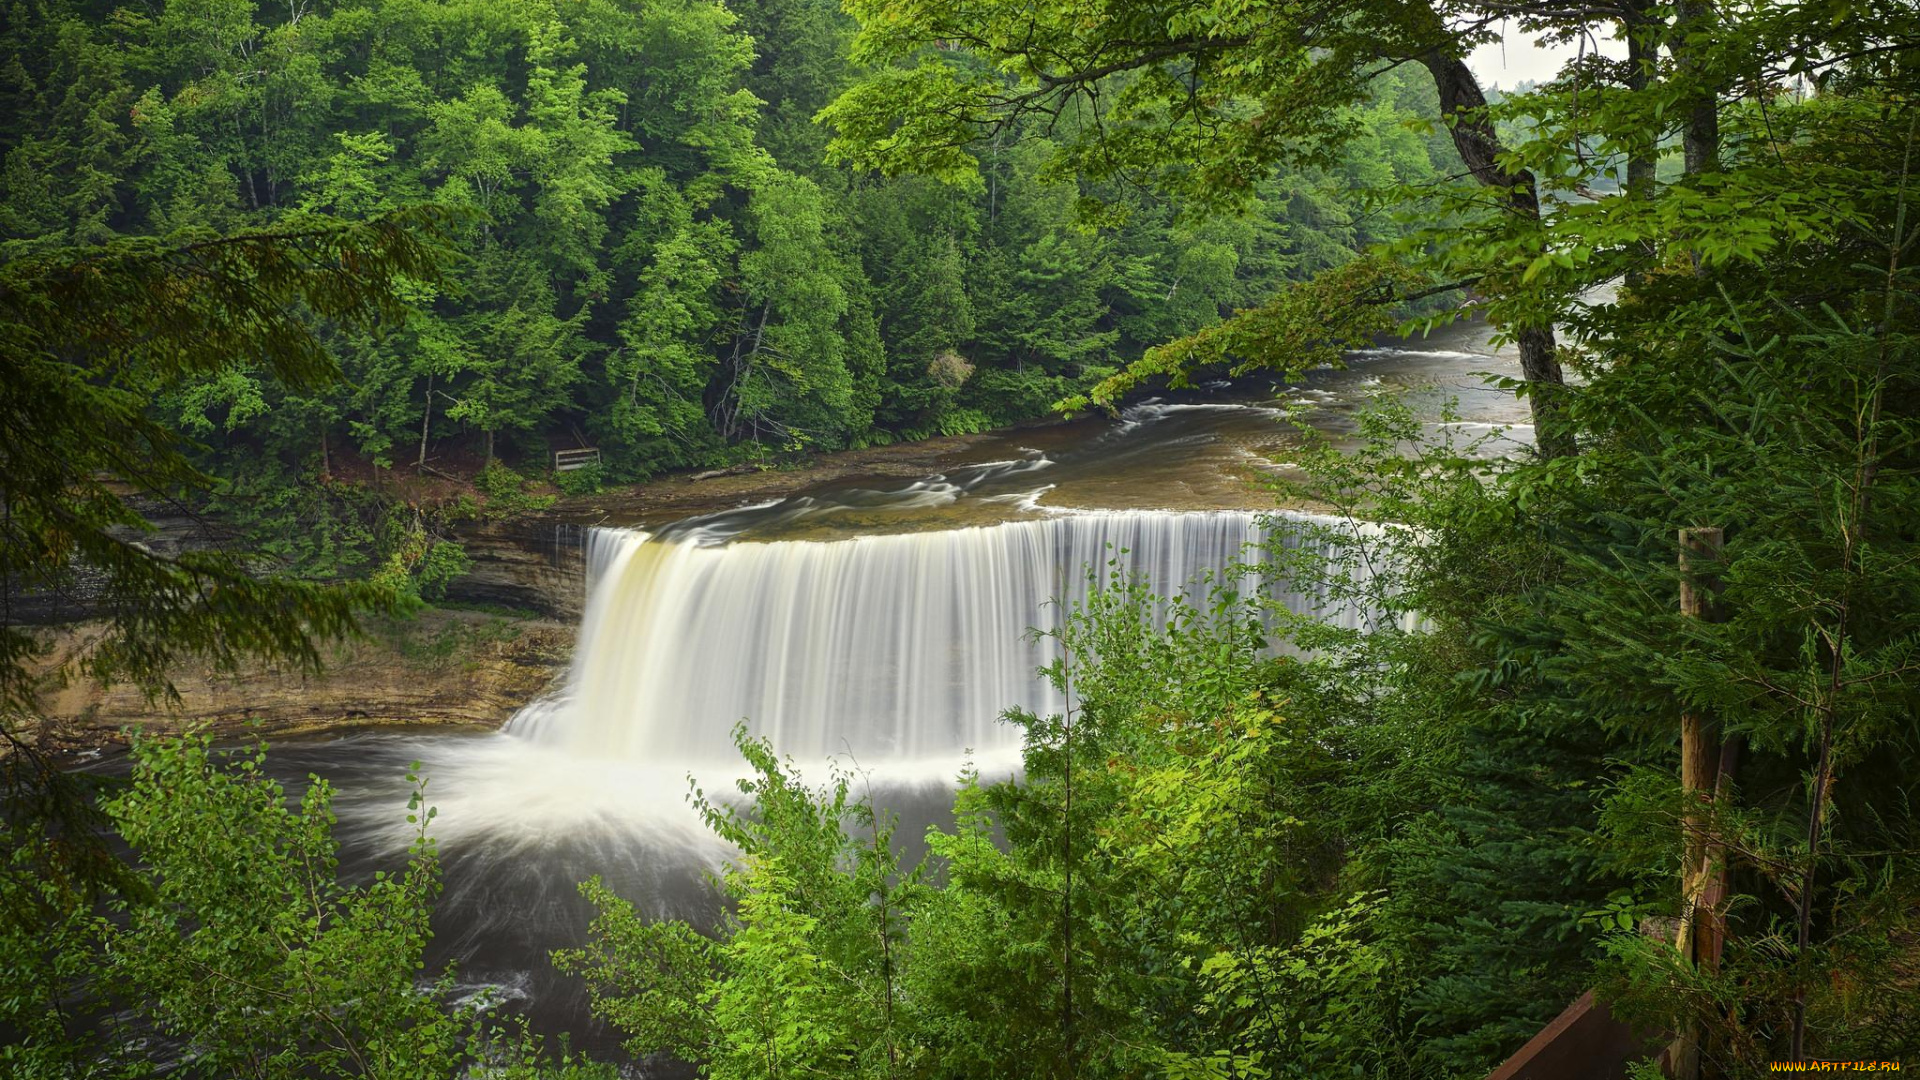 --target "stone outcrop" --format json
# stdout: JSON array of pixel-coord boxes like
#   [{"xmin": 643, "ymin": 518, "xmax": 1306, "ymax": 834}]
[
  {"xmin": 23, "ymin": 609, "xmax": 572, "ymax": 753},
  {"xmin": 446, "ymin": 513, "xmax": 593, "ymax": 619}
]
